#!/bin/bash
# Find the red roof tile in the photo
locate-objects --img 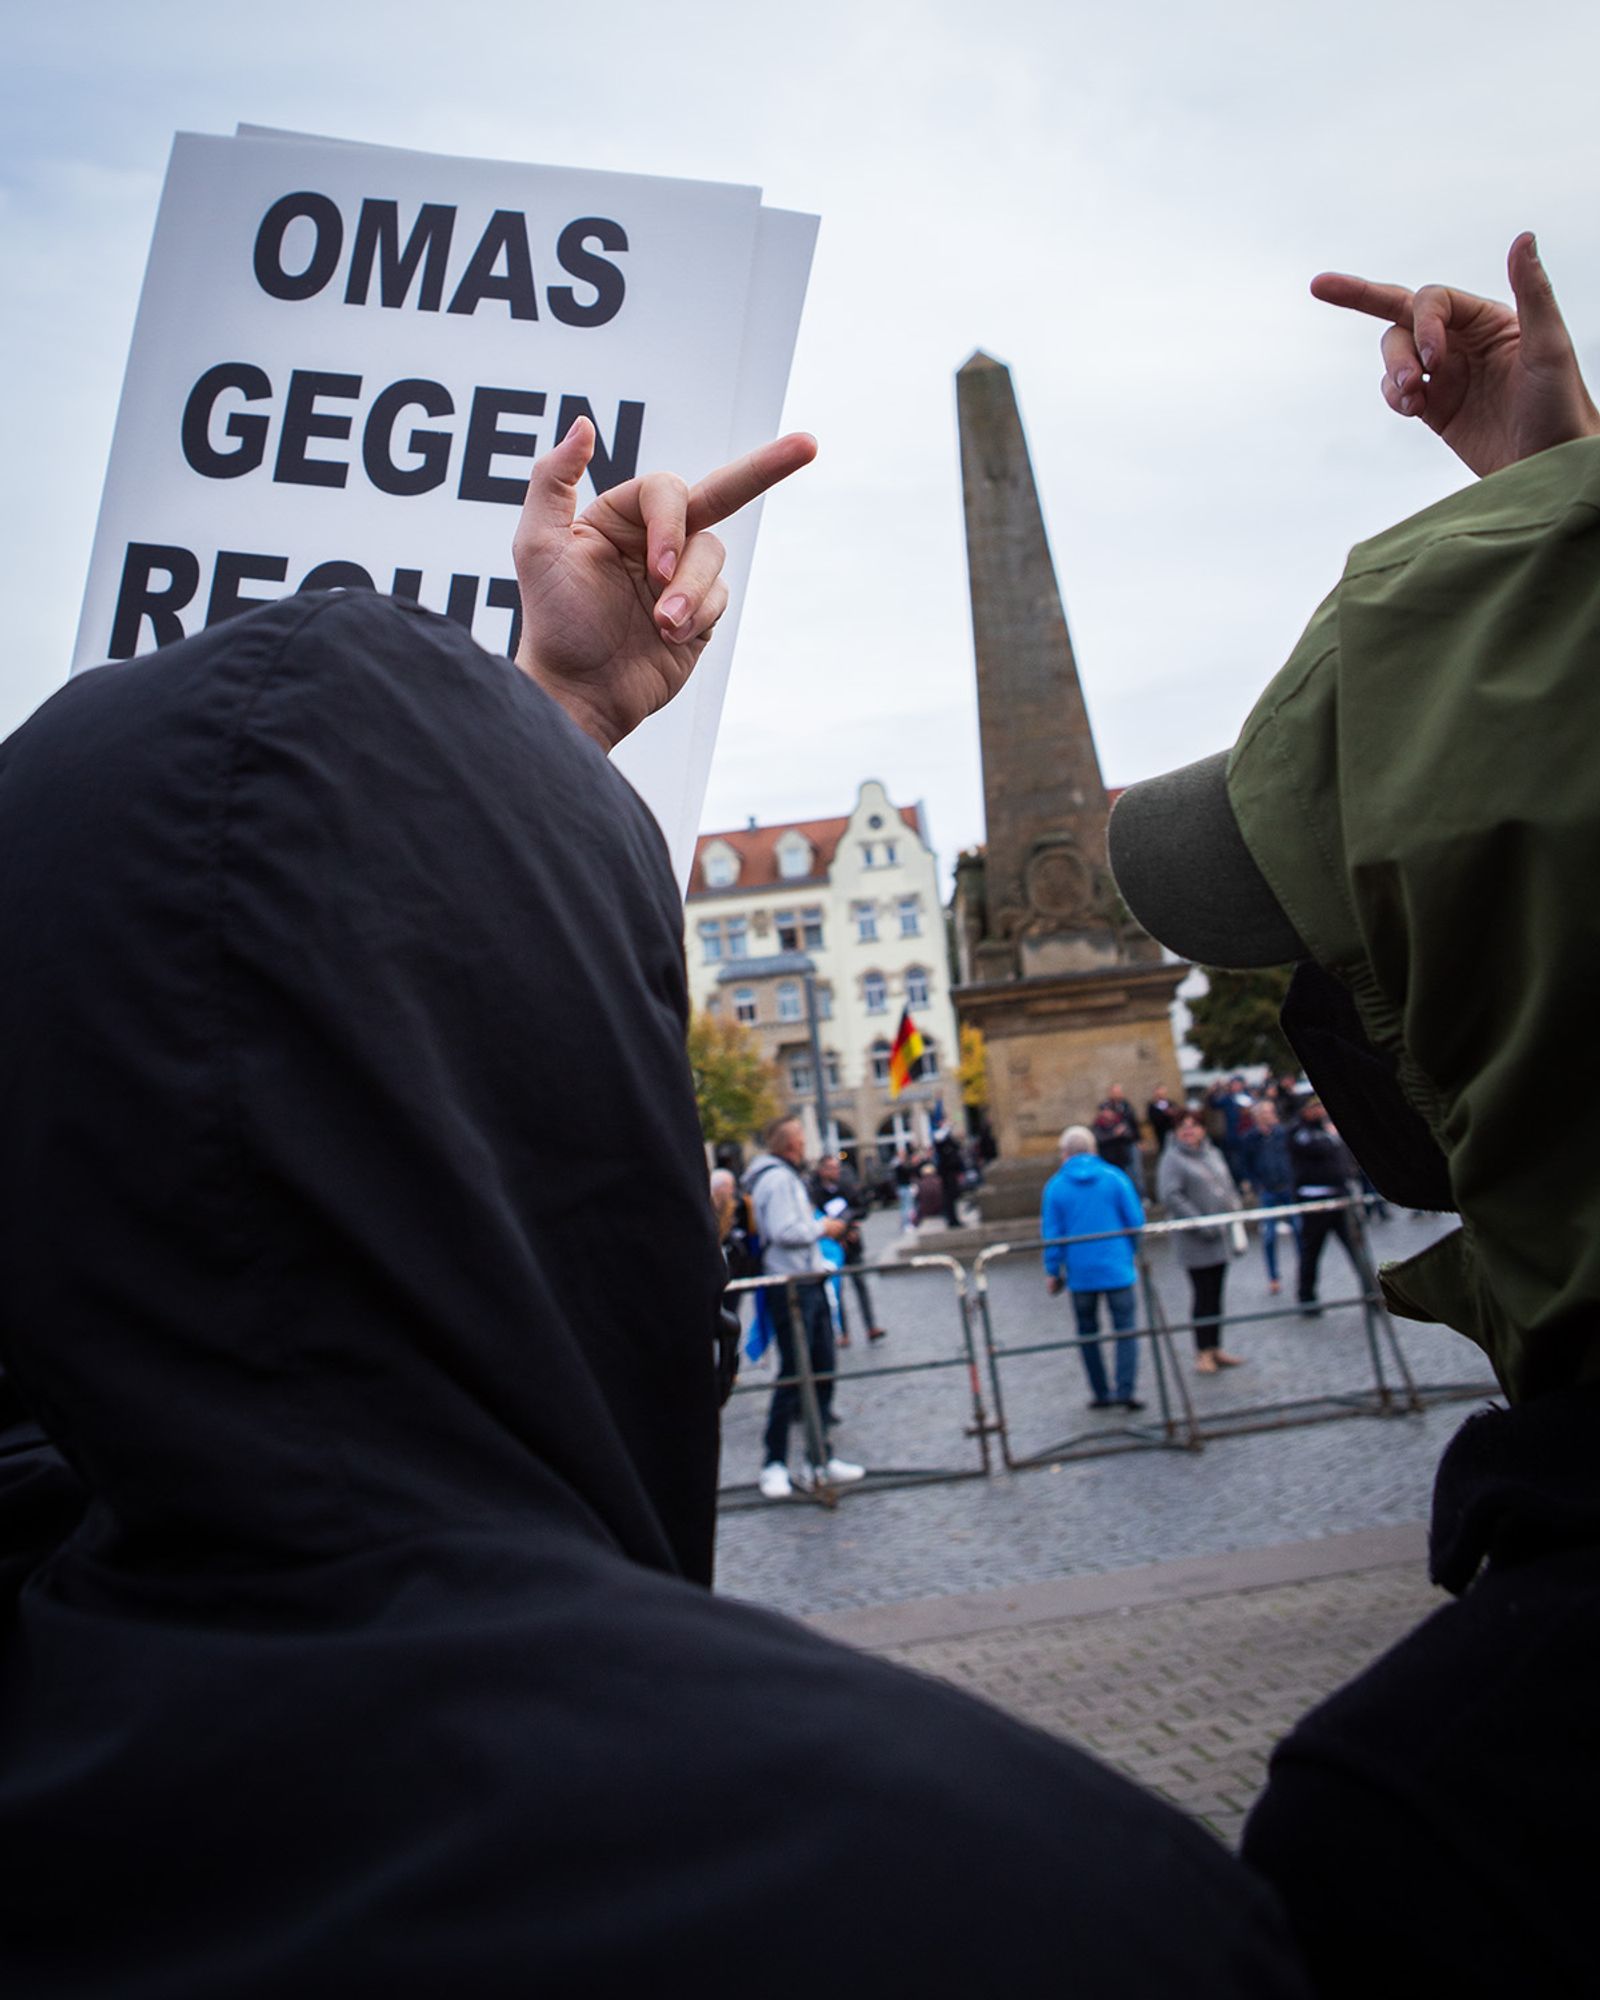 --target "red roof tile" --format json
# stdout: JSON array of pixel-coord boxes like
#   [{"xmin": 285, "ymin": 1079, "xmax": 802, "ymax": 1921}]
[{"xmin": 689, "ymin": 805, "xmax": 922, "ymax": 898}]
